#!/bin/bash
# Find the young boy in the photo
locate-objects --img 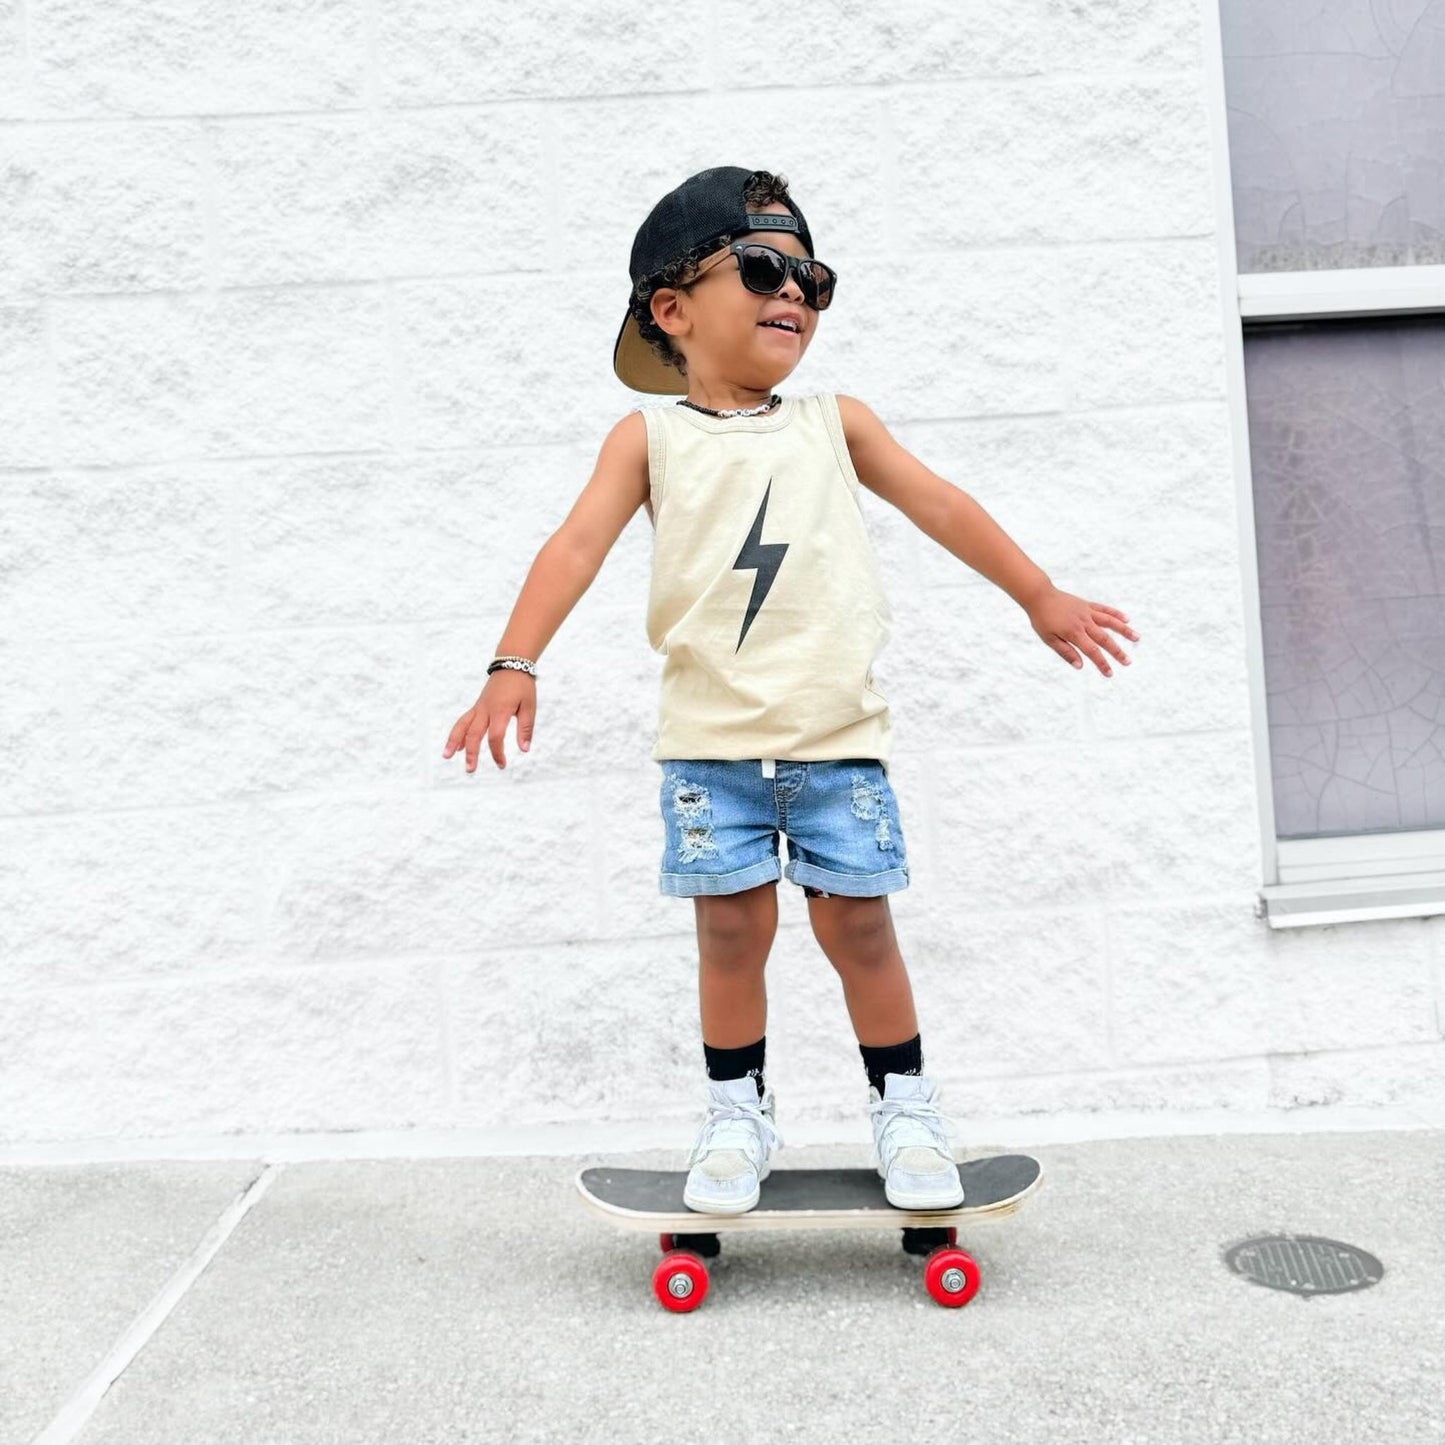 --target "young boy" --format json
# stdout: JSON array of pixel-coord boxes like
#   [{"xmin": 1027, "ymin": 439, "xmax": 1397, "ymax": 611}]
[{"xmin": 443, "ymin": 166, "xmax": 1138, "ymax": 1216}]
